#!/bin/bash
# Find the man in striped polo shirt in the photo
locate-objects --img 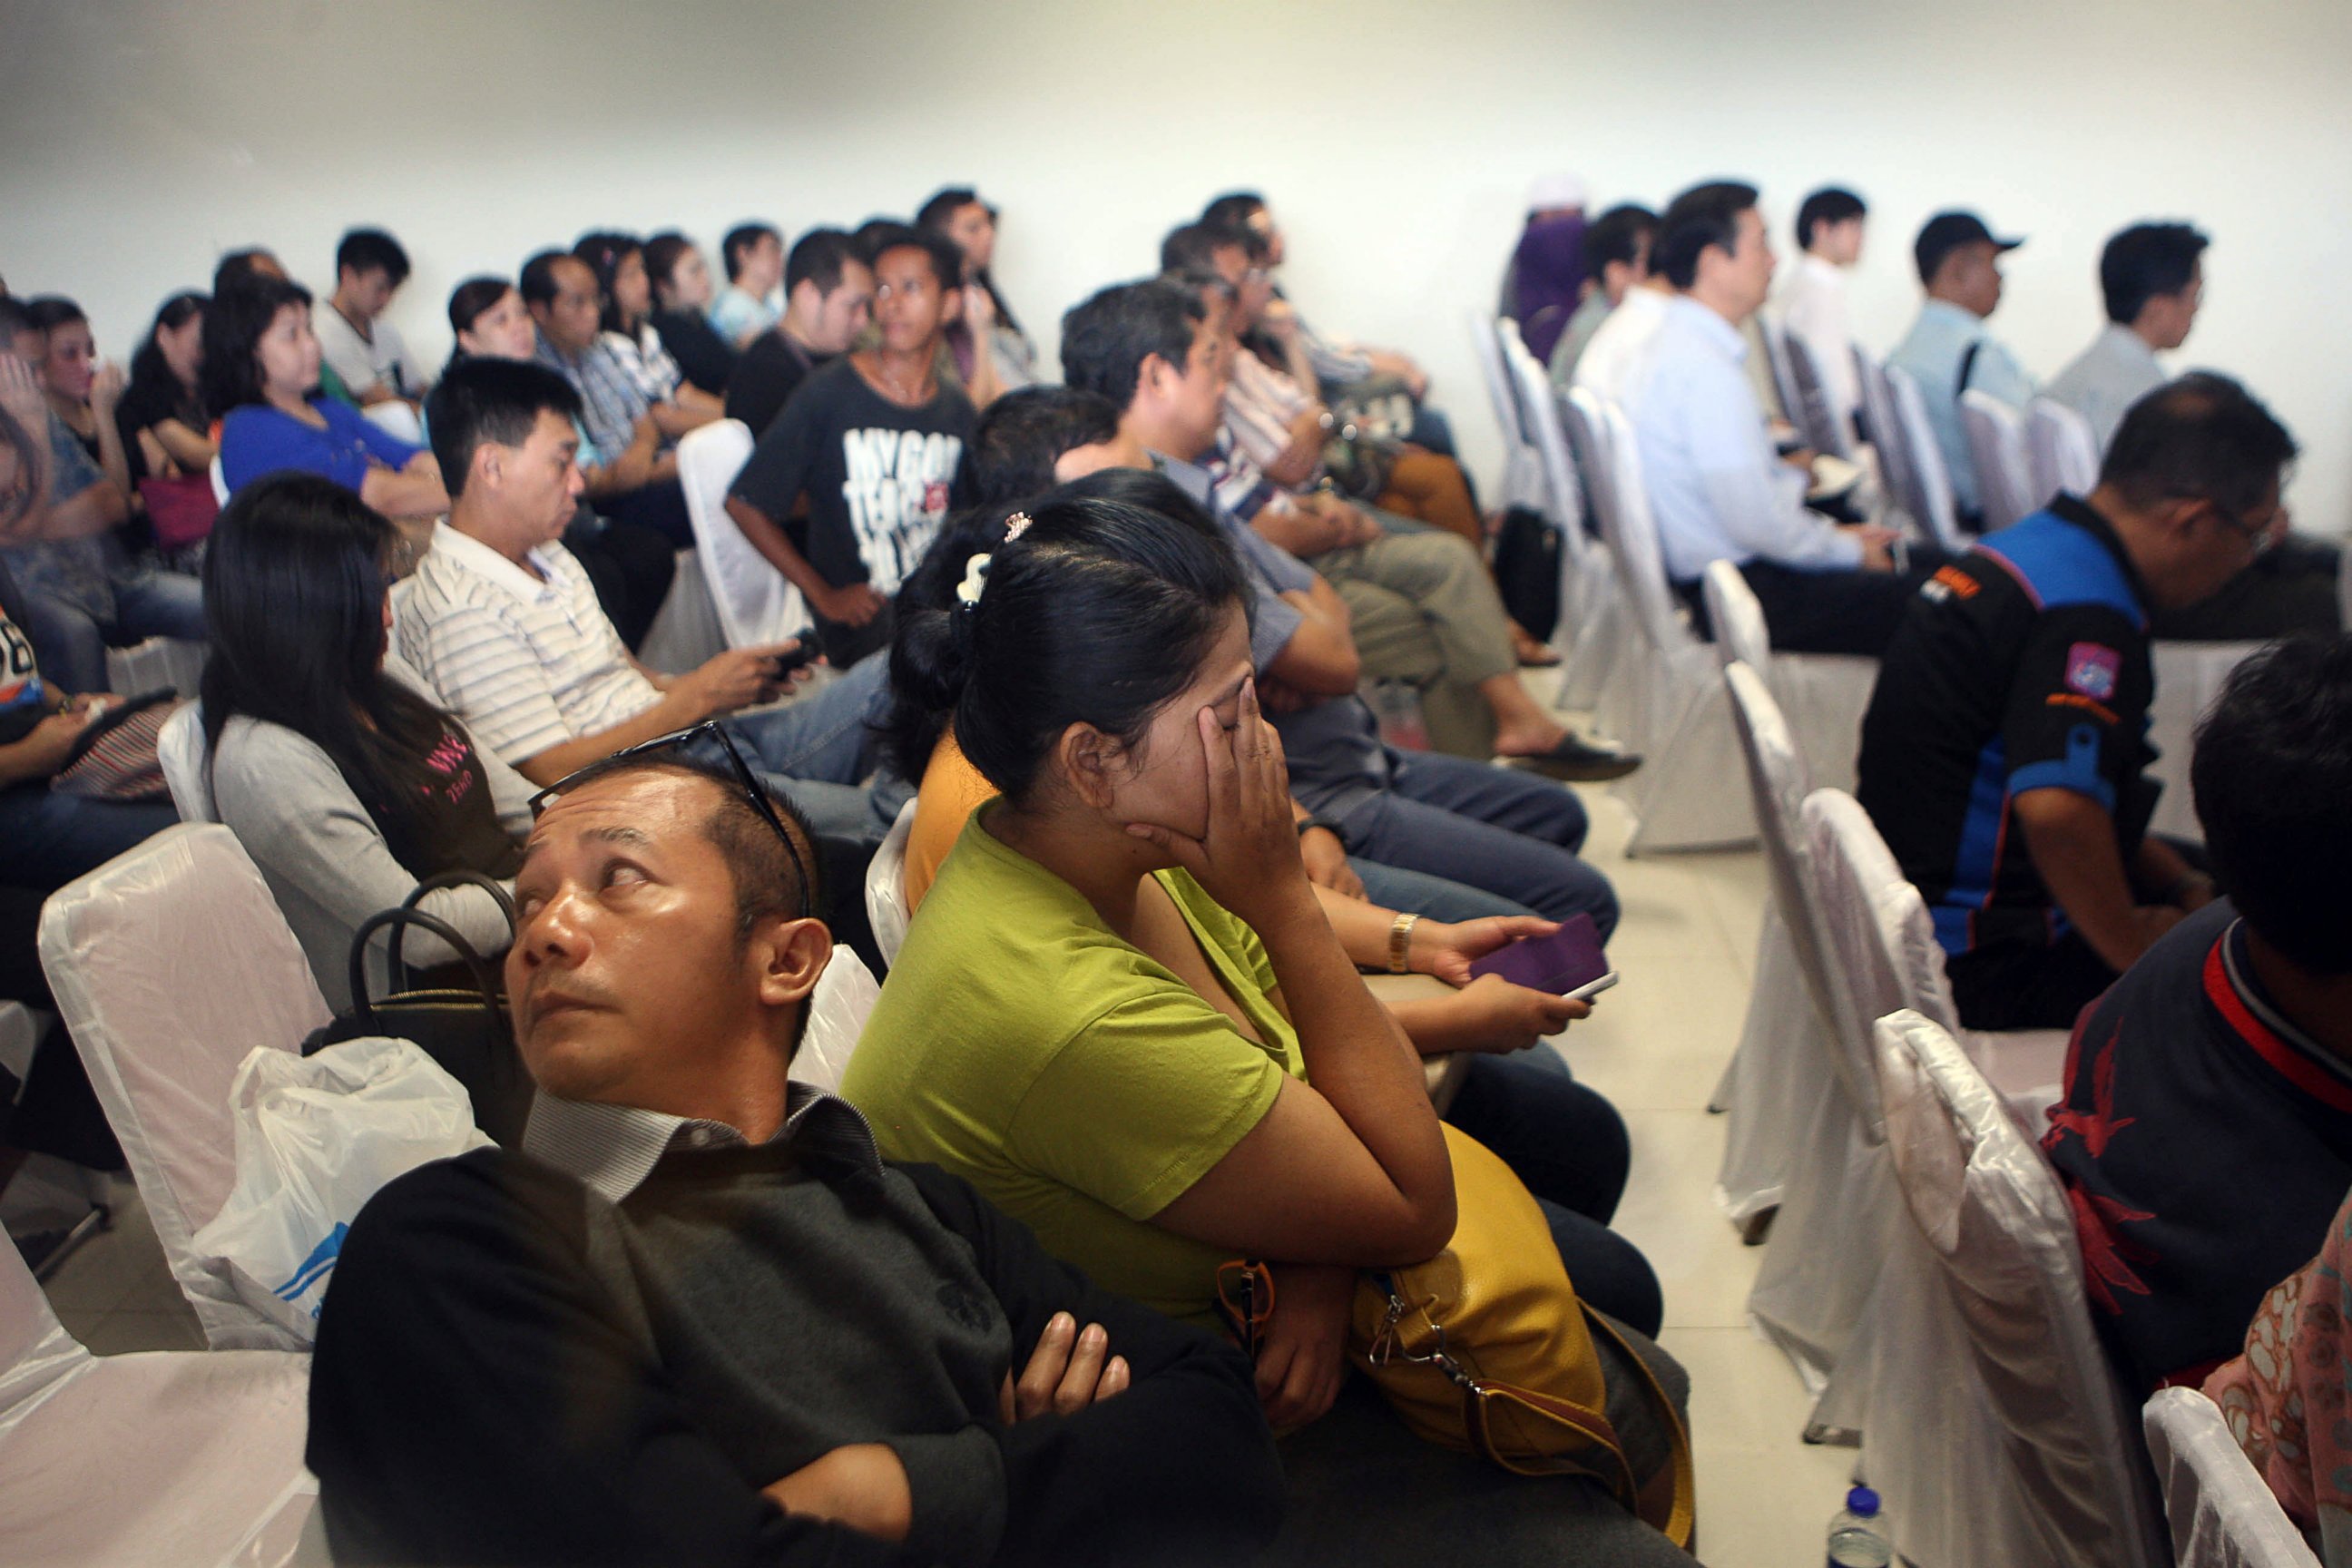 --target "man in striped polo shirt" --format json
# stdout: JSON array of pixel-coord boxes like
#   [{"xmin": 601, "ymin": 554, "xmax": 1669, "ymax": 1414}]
[{"xmin": 401, "ymin": 358, "xmax": 891, "ymax": 841}]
